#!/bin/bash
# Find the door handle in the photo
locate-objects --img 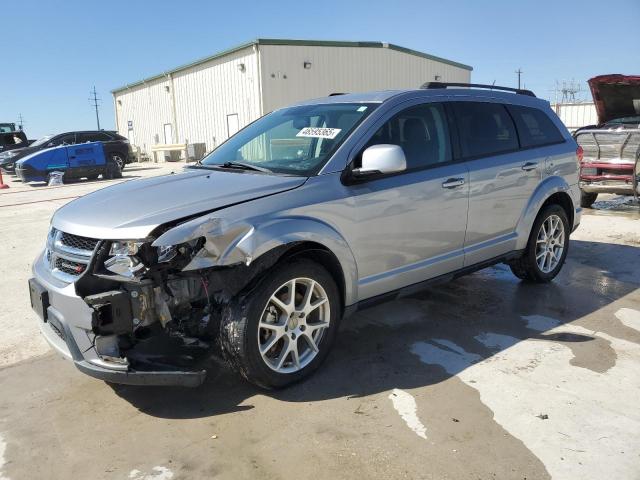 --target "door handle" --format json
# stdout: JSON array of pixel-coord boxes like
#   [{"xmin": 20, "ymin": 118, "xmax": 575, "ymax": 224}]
[
  {"xmin": 69, "ymin": 156, "xmax": 76, "ymax": 159},
  {"xmin": 521, "ymin": 162, "xmax": 538, "ymax": 171},
  {"xmin": 442, "ymin": 178, "xmax": 465, "ymax": 189}
]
